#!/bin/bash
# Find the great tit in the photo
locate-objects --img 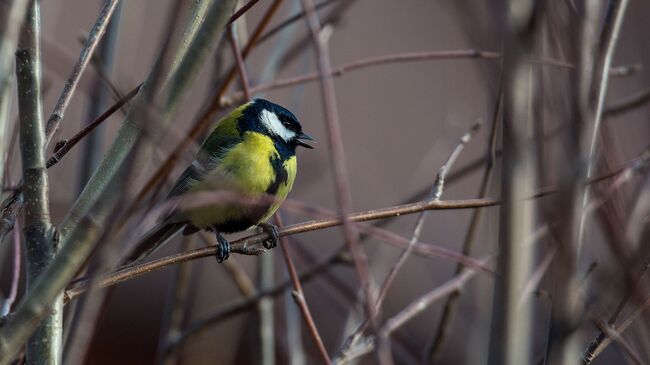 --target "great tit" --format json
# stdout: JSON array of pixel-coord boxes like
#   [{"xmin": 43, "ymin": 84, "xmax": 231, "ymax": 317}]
[{"xmin": 127, "ymin": 99, "xmax": 313, "ymax": 263}]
